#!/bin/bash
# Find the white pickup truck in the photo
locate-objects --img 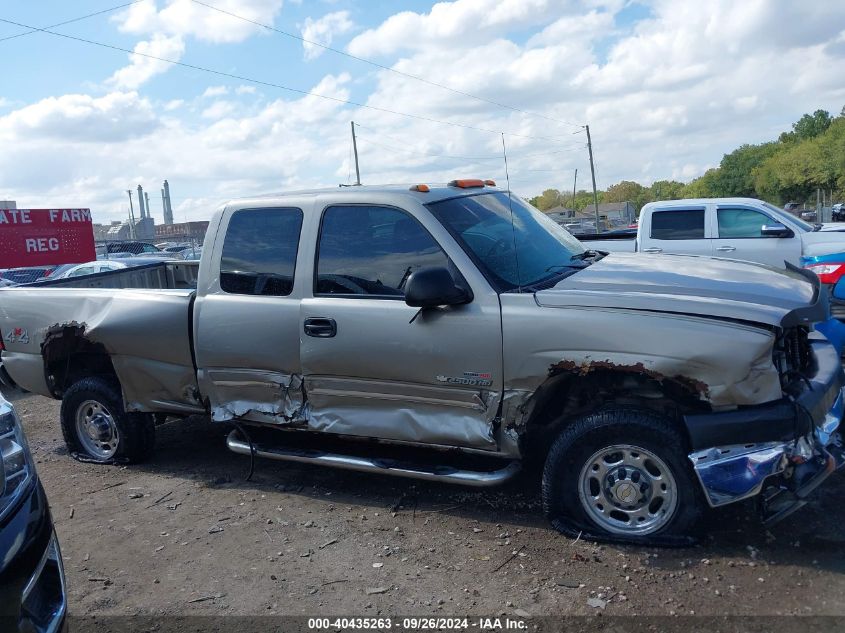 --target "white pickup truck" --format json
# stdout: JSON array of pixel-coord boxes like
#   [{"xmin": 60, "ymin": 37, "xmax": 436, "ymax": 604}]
[{"xmin": 581, "ymin": 197, "xmax": 845, "ymax": 268}]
